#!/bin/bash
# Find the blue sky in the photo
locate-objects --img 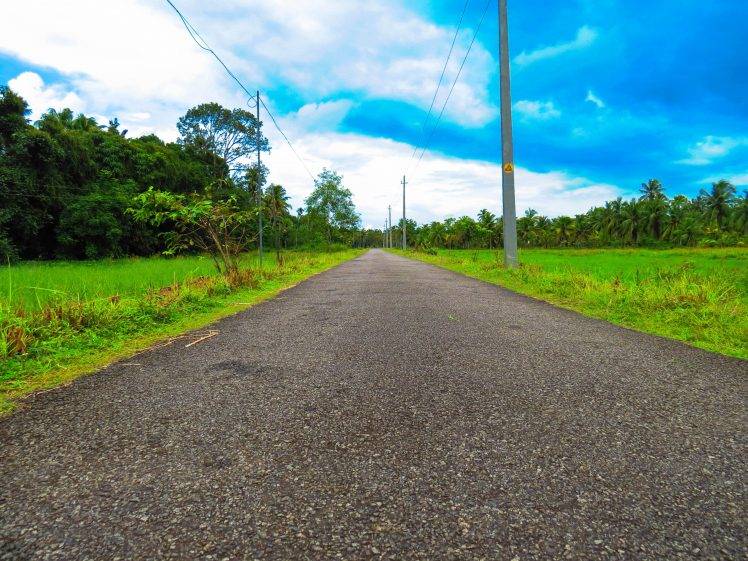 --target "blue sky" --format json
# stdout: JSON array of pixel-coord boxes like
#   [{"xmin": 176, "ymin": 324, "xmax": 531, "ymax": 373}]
[{"xmin": 1, "ymin": 0, "xmax": 746, "ymax": 225}]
